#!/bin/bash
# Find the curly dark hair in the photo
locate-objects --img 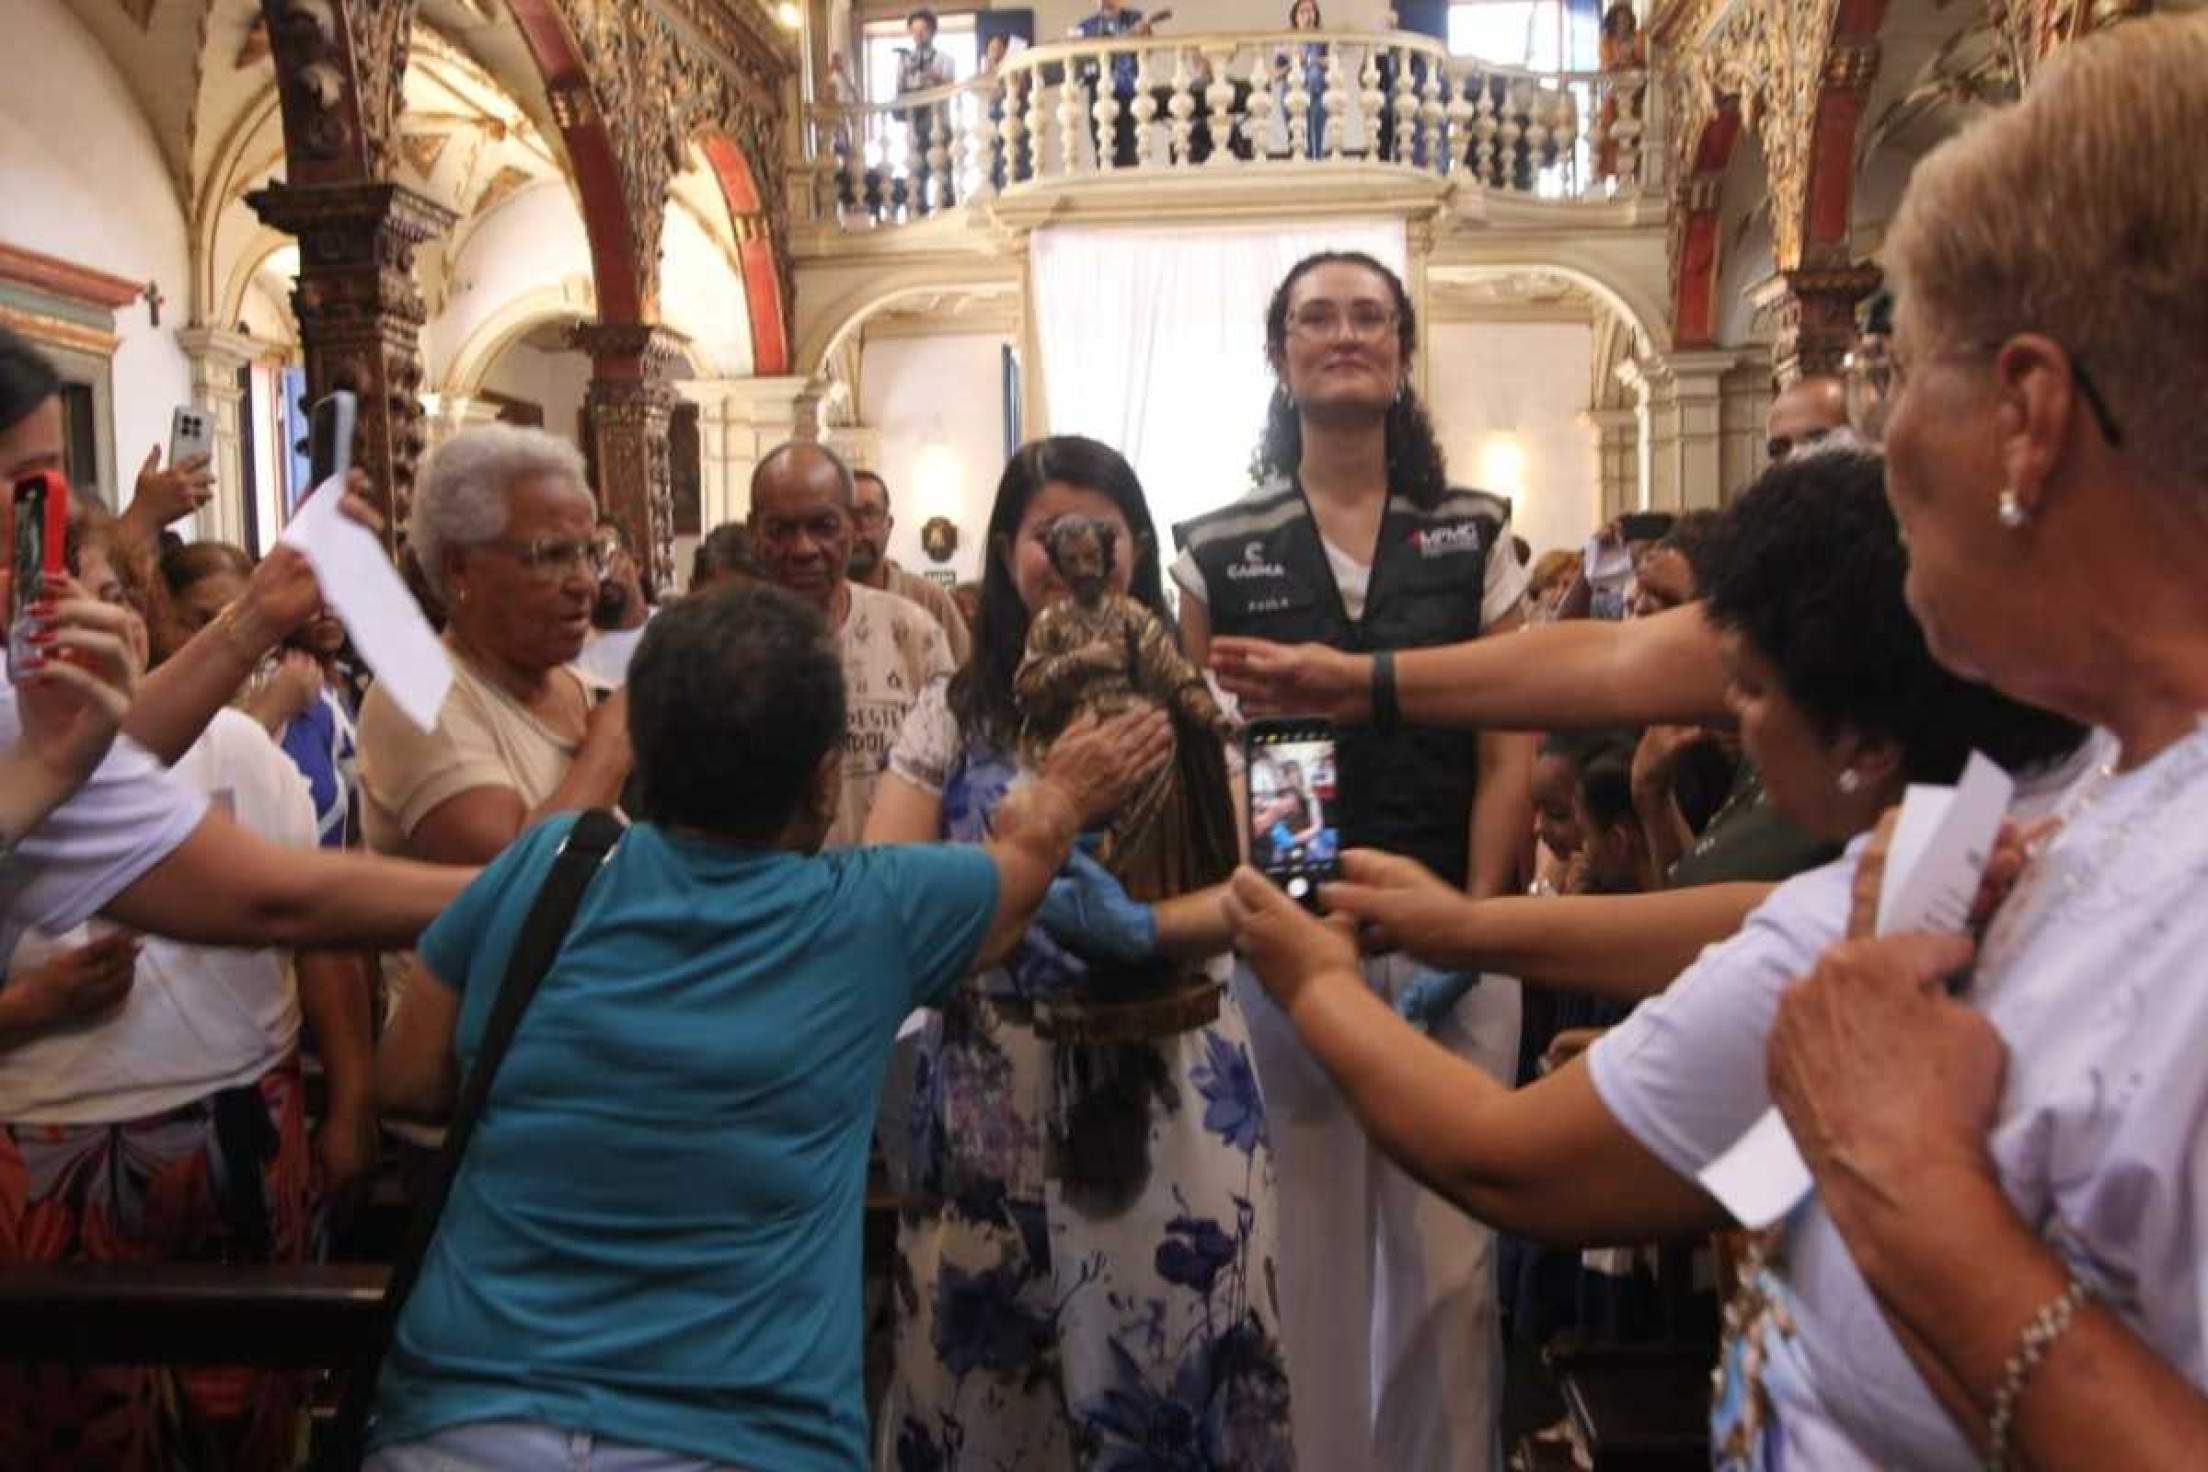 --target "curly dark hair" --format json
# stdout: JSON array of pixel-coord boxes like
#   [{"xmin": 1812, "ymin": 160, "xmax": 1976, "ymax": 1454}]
[
  {"xmin": 1700, "ymin": 450, "xmax": 2085, "ymax": 783},
  {"xmin": 949, "ymin": 435, "xmax": 1172, "ymax": 752},
  {"xmin": 627, "ymin": 582, "xmax": 847, "ymax": 842},
  {"xmin": 1254, "ymin": 251, "xmax": 1451, "ymax": 508}
]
